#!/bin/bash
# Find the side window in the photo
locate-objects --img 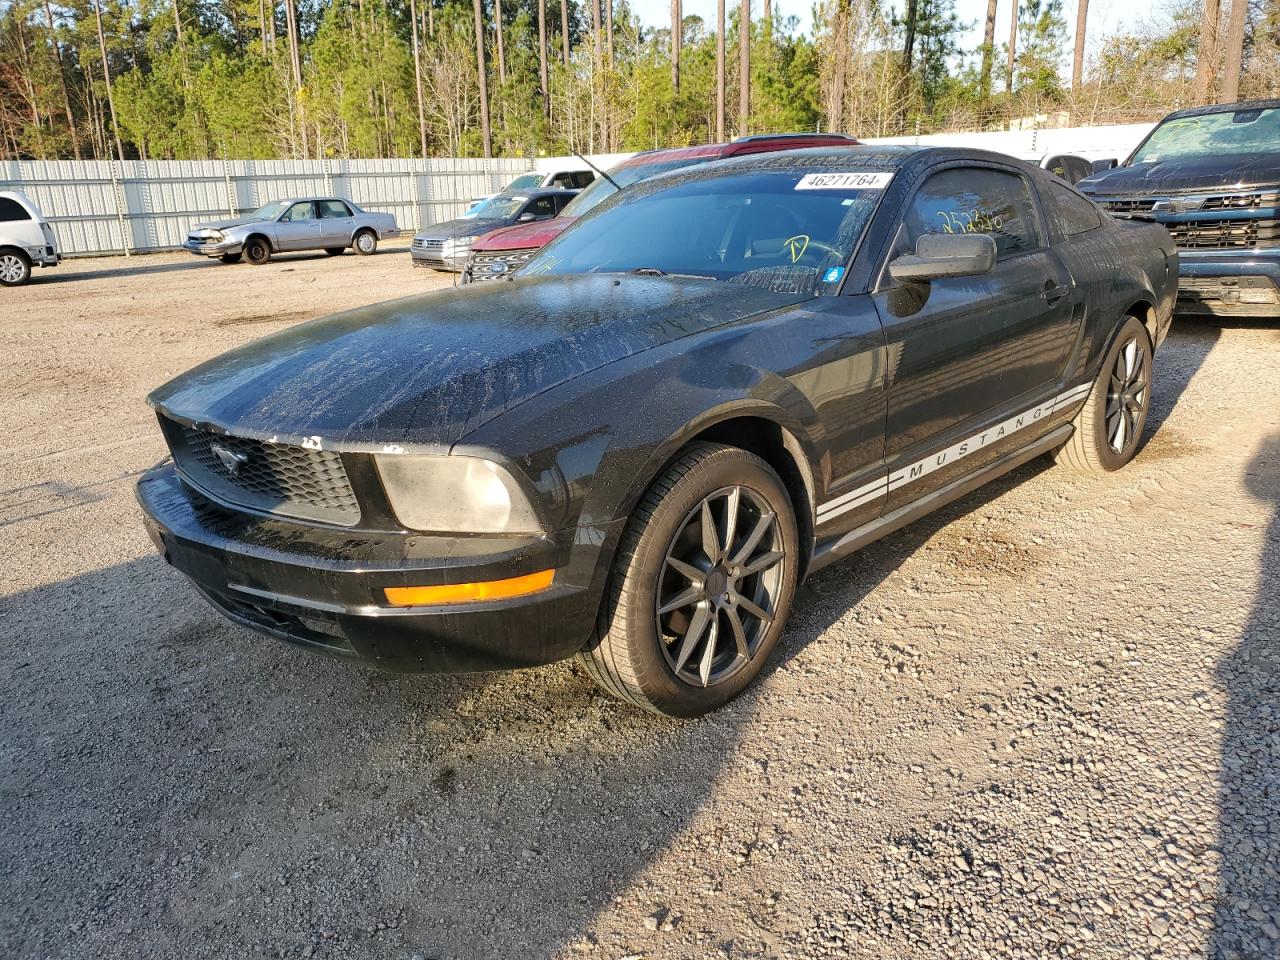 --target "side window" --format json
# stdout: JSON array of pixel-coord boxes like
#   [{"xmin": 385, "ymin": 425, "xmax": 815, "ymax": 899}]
[
  {"xmin": 572, "ymin": 171, "xmax": 595, "ymax": 189},
  {"xmin": 898, "ymin": 167, "xmax": 1043, "ymax": 261},
  {"xmin": 525, "ymin": 196, "xmax": 557, "ymax": 219},
  {"xmin": 318, "ymin": 200, "xmax": 351, "ymax": 218},
  {"xmin": 282, "ymin": 201, "xmax": 316, "ymax": 222},
  {"xmin": 1049, "ymin": 182, "xmax": 1102, "ymax": 237},
  {"xmin": 0, "ymin": 197, "xmax": 31, "ymax": 222},
  {"xmin": 552, "ymin": 193, "xmax": 573, "ymax": 213}
]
